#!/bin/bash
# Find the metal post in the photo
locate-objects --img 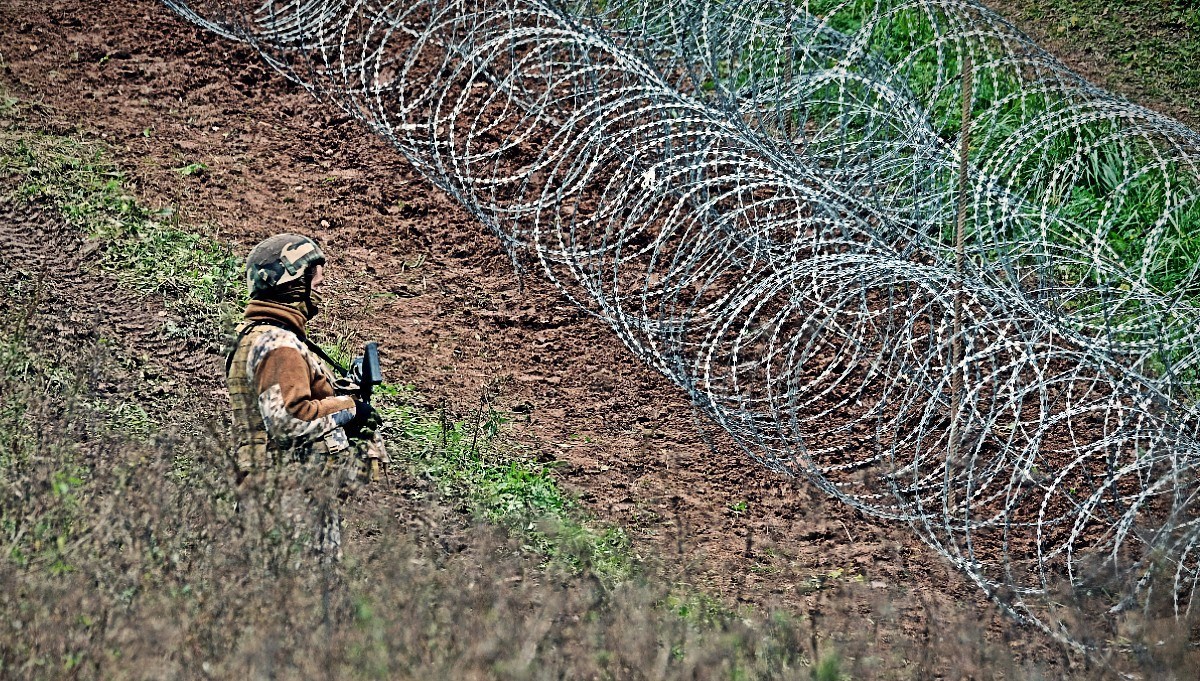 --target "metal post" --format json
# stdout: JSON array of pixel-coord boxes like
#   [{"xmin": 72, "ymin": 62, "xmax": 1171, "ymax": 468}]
[{"xmin": 950, "ymin": 52, "xmax": 974, "ymax": 463}]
